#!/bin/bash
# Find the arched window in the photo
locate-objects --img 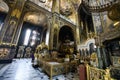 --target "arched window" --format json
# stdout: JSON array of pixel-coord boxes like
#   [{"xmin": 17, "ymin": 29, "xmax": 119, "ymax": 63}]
[{"xmin": 23, "ymin": 29, "xmax": 31, "ymax": 45}]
